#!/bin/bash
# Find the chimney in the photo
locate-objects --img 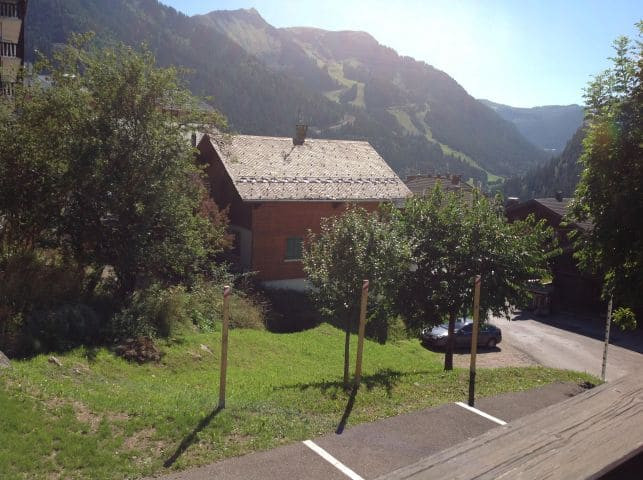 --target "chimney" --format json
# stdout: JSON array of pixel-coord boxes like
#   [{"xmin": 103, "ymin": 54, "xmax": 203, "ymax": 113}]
[
  {"xmin": 293, "ymin": 124, "xmax": 308, "ymax": 146},
  {"xmin": 191, "ymin": 132, "xmax": 197, "ymax": 147},
  {"xmin": 555, "ymin": 190, "xmax": 563, "ymax": 202},
  {"xmin": 451, "ymin": 174, "xmax": 461, "ymax": 185}
]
